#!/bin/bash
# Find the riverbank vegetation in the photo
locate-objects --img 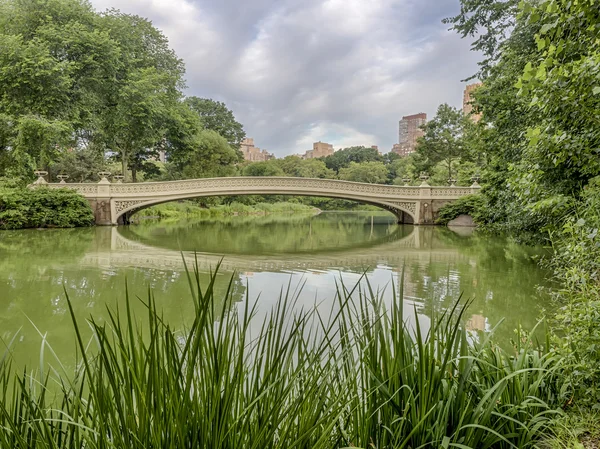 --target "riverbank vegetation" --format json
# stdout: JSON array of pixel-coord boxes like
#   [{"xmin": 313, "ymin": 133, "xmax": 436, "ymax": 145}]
[
  {"xmin": 133, "ymin": 200, "xmax": 316, "ymax": 221},
  {"xmin": 441, "ymin": 0, "xmax": 600, "ymax": 441},
  {"xmin": 0, "ymin": 179, "xmax": 93, "ymax": 230},
  {"xmin": 0, "ymin": 268, "xmax": 565, "ymax": 448}
]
